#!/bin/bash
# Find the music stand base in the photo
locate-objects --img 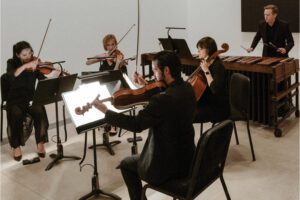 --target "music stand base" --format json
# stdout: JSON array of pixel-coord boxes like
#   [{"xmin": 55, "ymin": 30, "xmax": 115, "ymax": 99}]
[
  {"xmin": 127, "ymin": 136, "xmax": 143, "ymax": 143},
  {"xmin": 79, "ymin": 175, "xmax": 121, "ymax": 200},
  {"xmin": 45, "ymin": 143, "xmax": 81, "ymax": 171},
  {"xmin": 88, "ymin": 132, "xmax": 121, "ymax": 155}
]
